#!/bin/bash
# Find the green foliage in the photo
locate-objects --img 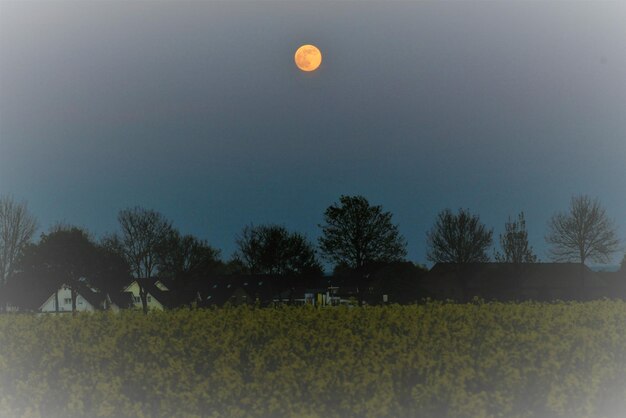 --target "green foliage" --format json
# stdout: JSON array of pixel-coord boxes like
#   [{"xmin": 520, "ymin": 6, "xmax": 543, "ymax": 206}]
[
  {"xmin": 426, "ymin": 208, "xmax": 493, "ymax": 263},
  {"xmin": 1, "ymin": 302, "xmax": 625, "ymax": 418},
  {"xmin": 319, "ymin": 195, "xmax": 407, "ymax": 269}
]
